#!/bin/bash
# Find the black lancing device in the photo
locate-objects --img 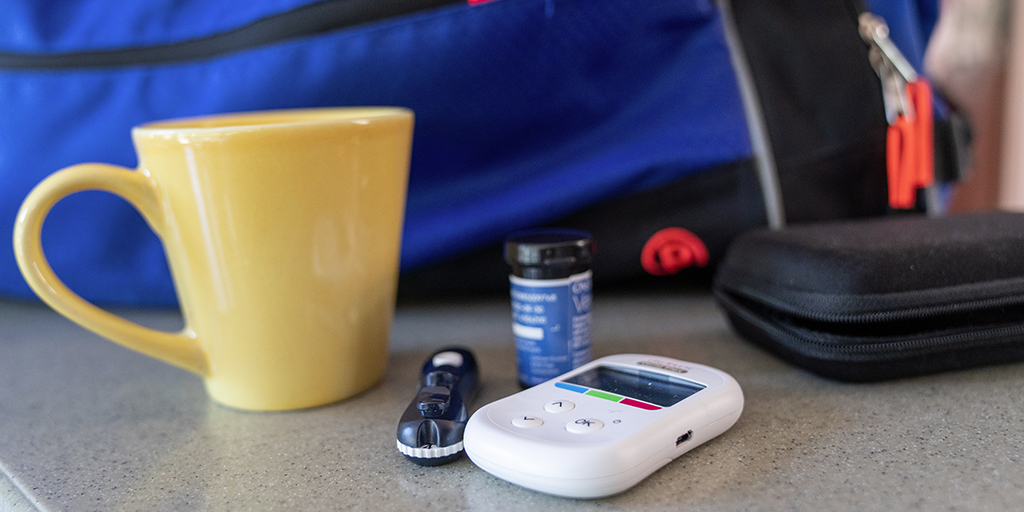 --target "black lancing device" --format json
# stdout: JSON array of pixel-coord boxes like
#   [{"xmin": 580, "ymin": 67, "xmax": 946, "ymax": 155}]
[{"xmin": 396, "ymin": 347, "xmax": 479, "ymax": 466}]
